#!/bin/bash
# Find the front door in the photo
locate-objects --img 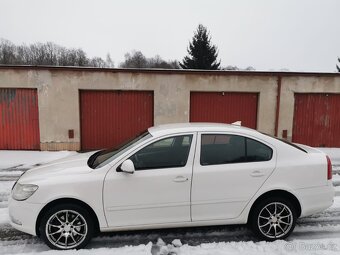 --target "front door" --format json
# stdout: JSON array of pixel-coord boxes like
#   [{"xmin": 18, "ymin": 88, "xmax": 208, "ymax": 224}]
[{"xmin": 103, "ymin": 133, "xmax": 196, "ymax": 227}]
